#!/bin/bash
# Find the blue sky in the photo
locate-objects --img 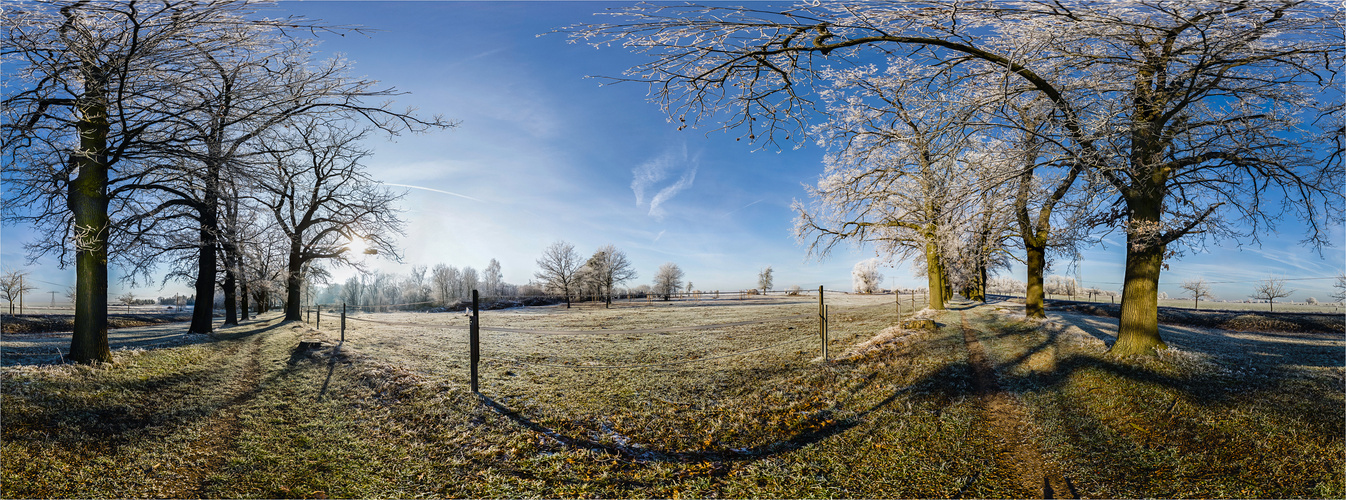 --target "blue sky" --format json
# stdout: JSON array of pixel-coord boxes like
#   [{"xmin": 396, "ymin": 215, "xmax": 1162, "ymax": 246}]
[{"xmin": 1, "ymin": 1, "xmax": 1341, "ymax": 303}]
